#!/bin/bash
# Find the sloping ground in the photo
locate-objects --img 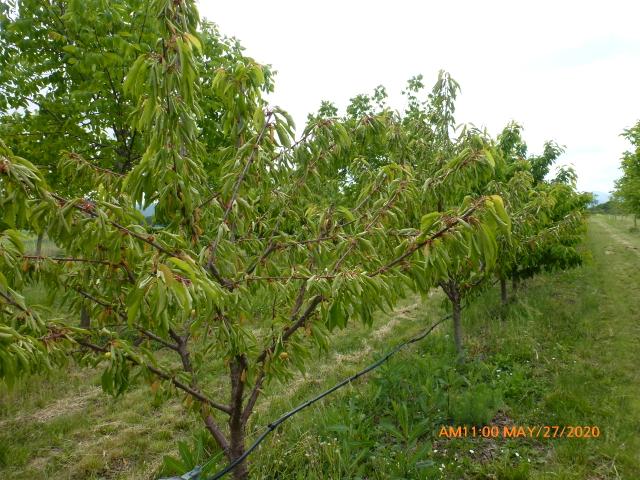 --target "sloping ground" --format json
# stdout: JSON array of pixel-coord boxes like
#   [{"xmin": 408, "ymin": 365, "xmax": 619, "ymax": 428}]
[{"xmin": 1, "ymin": 215, "xmax": 639, "ymax": 479}]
